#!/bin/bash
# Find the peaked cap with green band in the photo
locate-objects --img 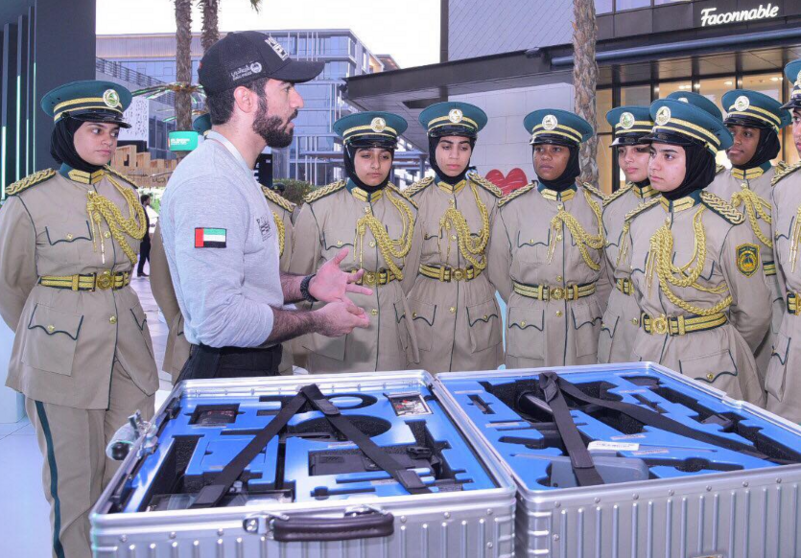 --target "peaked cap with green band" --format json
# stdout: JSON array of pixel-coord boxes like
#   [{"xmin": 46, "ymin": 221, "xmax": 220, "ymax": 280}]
[
  {"xmin": 419, "ymin": 101, "xmax": 488, "ymax": 138},
  {"xmin": 41, "ymin": 80, "xmax": 132, "ymax": 128},
  {"xmin": 523, "ymin": 109, "xmax": 593, "ymax": 146},
  {"xmin": 606, "ymin": 105, "xmax": 653, "ymax": 146},
  {"xmin": 333, "ymin": 111, "xmax": 408, "ymax": 149}
]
